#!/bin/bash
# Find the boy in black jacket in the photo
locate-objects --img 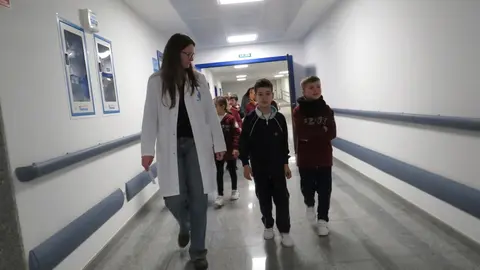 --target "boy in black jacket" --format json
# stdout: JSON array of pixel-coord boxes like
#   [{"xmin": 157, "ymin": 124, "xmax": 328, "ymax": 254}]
[{"xmin": 239, "ymin": 78, "xmax": 293, "ymax": 247}]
